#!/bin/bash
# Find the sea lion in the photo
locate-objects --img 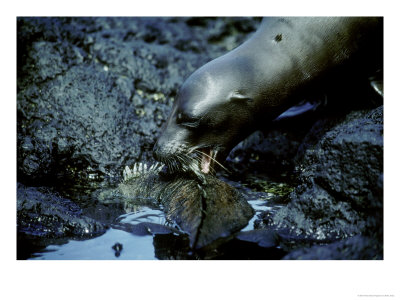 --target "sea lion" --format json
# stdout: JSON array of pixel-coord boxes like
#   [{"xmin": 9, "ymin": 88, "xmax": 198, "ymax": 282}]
[{"xmin": 153, "ymin": 17, "xmax": 383, "ymax": 176}]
